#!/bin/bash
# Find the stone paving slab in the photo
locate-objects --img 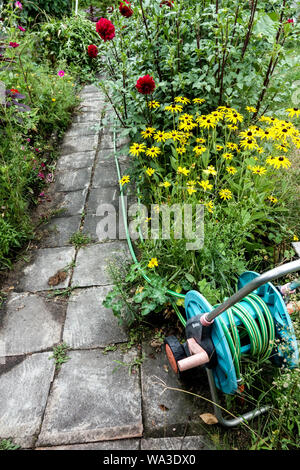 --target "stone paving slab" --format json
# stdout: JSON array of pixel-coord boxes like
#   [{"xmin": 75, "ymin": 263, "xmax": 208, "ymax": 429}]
[
  {"xmin": 97, "ymin": 149, "xmax": 129, "ymax": 165},
  {"xmin": 93, "ymin": 162, "xmax": 129, "ymax": 189},
  {"xmin": 36, "ymin": 439, "xmax": 140, "ymax": 450},
  {"xmin": 141, "ymin": 436, "xmax": 214, "ymax": 450},
  {"xmin": 19, "ymin": 246, "xmax": 75, "ymax": 292},
  {"xmin": 64, "ymin": 122, "xmax": 100, "ymax": 138},
  {"xmin": 0, "ymin": 292, "xmax": 65, "ymax": 356},
  {"xmin": 71, "ymin": 242, "xmax": 130, "ymax": 287},
  {"xmin": 37, "ymin": 349, "xmax": 143, "ymax": 447},
  {"xmin": 73, "ymin": 111, "xmax": 101, "ymax": 124},
  {"xmin": 141, "ymin": 343, "xmax": 212, "ymax": 438},
  {"xmin": 86, "ymin": 187, "xmax": 120, "ymax": 214},
  {"xmin": 61, "ymin": 135, "xmax": 98, "ymax": 156},
  {"xmin": 56, "ymin": 152, "xmax": 95, "ymax": 171},
  {"xmin": 63, "ymin": 286, "xmax": 128, "ymax": 349},
  {"xmin": 40, "ymin": 216, "xmax": 82, "ymax": 248},
  {"xmin": 0, "ymin": 353, "xmax": 55, "ymax": 448},
  {"xmin": 98, "ymin": 133, "xmax": 129, "ymax": 150},
  {"xmin": 54, "ymin": 167, "xmax": 92, "ymax": 192},
  {"xmin": 57, "ymin": 189, "xmax": 87, "ymax": 217}
]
